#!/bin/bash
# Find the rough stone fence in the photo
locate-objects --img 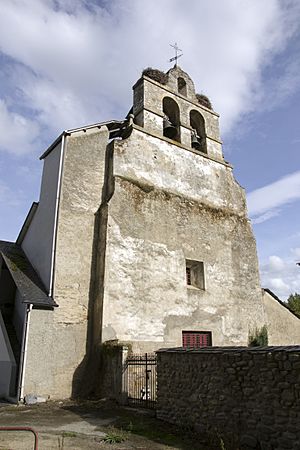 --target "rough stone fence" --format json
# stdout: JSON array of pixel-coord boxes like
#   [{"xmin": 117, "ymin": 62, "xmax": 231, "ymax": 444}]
[{"xmin": 156, "ymin": 346, "xmax": 300, "ymax": 450}]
